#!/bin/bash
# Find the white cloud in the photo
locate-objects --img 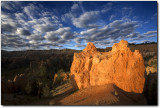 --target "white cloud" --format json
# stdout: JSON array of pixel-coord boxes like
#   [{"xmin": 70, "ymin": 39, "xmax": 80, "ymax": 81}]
[
  {"xmin": 126, "ymin": 32, "xmax": 140, "ymax": 38},
  {"xmin": 74, "ymin": 37, "xmax": 85, "ymax": 44},
  {"xmin": 1, "ymin": 1, "xmax": 157, "ymax": 50},
  {"xmin": 15, "ymin": 12, "xmax": 27, "ymax": 20},
  {"xmin": 72, "ymin": 11, "xmax": 100, "ymax": 28},
  {"xmin": 75, "ymin": 19, "xmax": 143, "ymax": 45},
  {"xmin": 101, "ymin": 7, "xmax": 112, "ymax": 13},
  {"xmin": 141, "ymin": 40, "xmax": 154, "ymax": 43},
  {"xmin": 61, "ymin": 2, "xmax": 83, "ymax": 22},
  {"xmin": 1, "ymin": 1, "xmax": 21, "ymax": 11},
  {"xmin": 1, "ymin": 22, "xmax": 18, "ymax": 33},
  {"xmin": 109, "ymin": 20, "xmax": 123, "ymax": 28},
  {"xmin": 27, "ymin": 34, "xmax": 44, "ymax": 41},
  {"xmin": 56, "ymin": 27, "xmax": 71, "ymax": 35},
  {"xmin": 1, "ymin": 34, "xmax": 30, "ymax": 49},
  {"xmin": 143, "ymin": 31, "xmax": 157, "ymax": 37},
  {"xmin": 33, "ymin": 24, "xmax": 56, "ymax": 33},
  {"xmin": 1, "ymin": 2, "xmax": 69, "ymax": 50},
  {"xmin": 101, "ymin": 2, "xmax": 112, "ymax": 13},
  {"xmin": 121, "ymin": 7, "xmax": 133, "ymax": 17},
  {"xmin": 61, "ymin": 32, "xmax": 74, "ymax": 40},
  {"xmin": 1, "ymin": 11, "xmax": 12, "ymax": 20},
  {"xmin": 44, "ymin": 31, "xmax": 60, "ymax": 41},
  {"xmin": 75, "ymin": 44, "xmax": 86, "ymax": 48},
  {"xmin": 16, "ymin": 28, "xmax": 31, "ymax": 35},
  {"xmin": 80, "ymin": 28, "xmax": 97, "ymax": 35},
  {"xmin": 109, "ymin": 15, "xmax": 116, "ymax": 21},
  {"xmin": 71, "ymin": 3, "xmax": 79, "ymax": 10},
  {"xmin": 23, "ymin": 4, "xmax": 40, "ymax": 19},
  {"xmin": 61, "ymin": 12, "xmax": 74, "ymax": 22},
  {"xmin": 143, "ymin": 31, "xmax": 157, "ymax": 35},
  {"xmin": 44, "ymin": 27, "xmax": 75, "ymax": 42},
  {"xmin": 77, "ymin": 1, "xmax": 85, "ymax": 13}
]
